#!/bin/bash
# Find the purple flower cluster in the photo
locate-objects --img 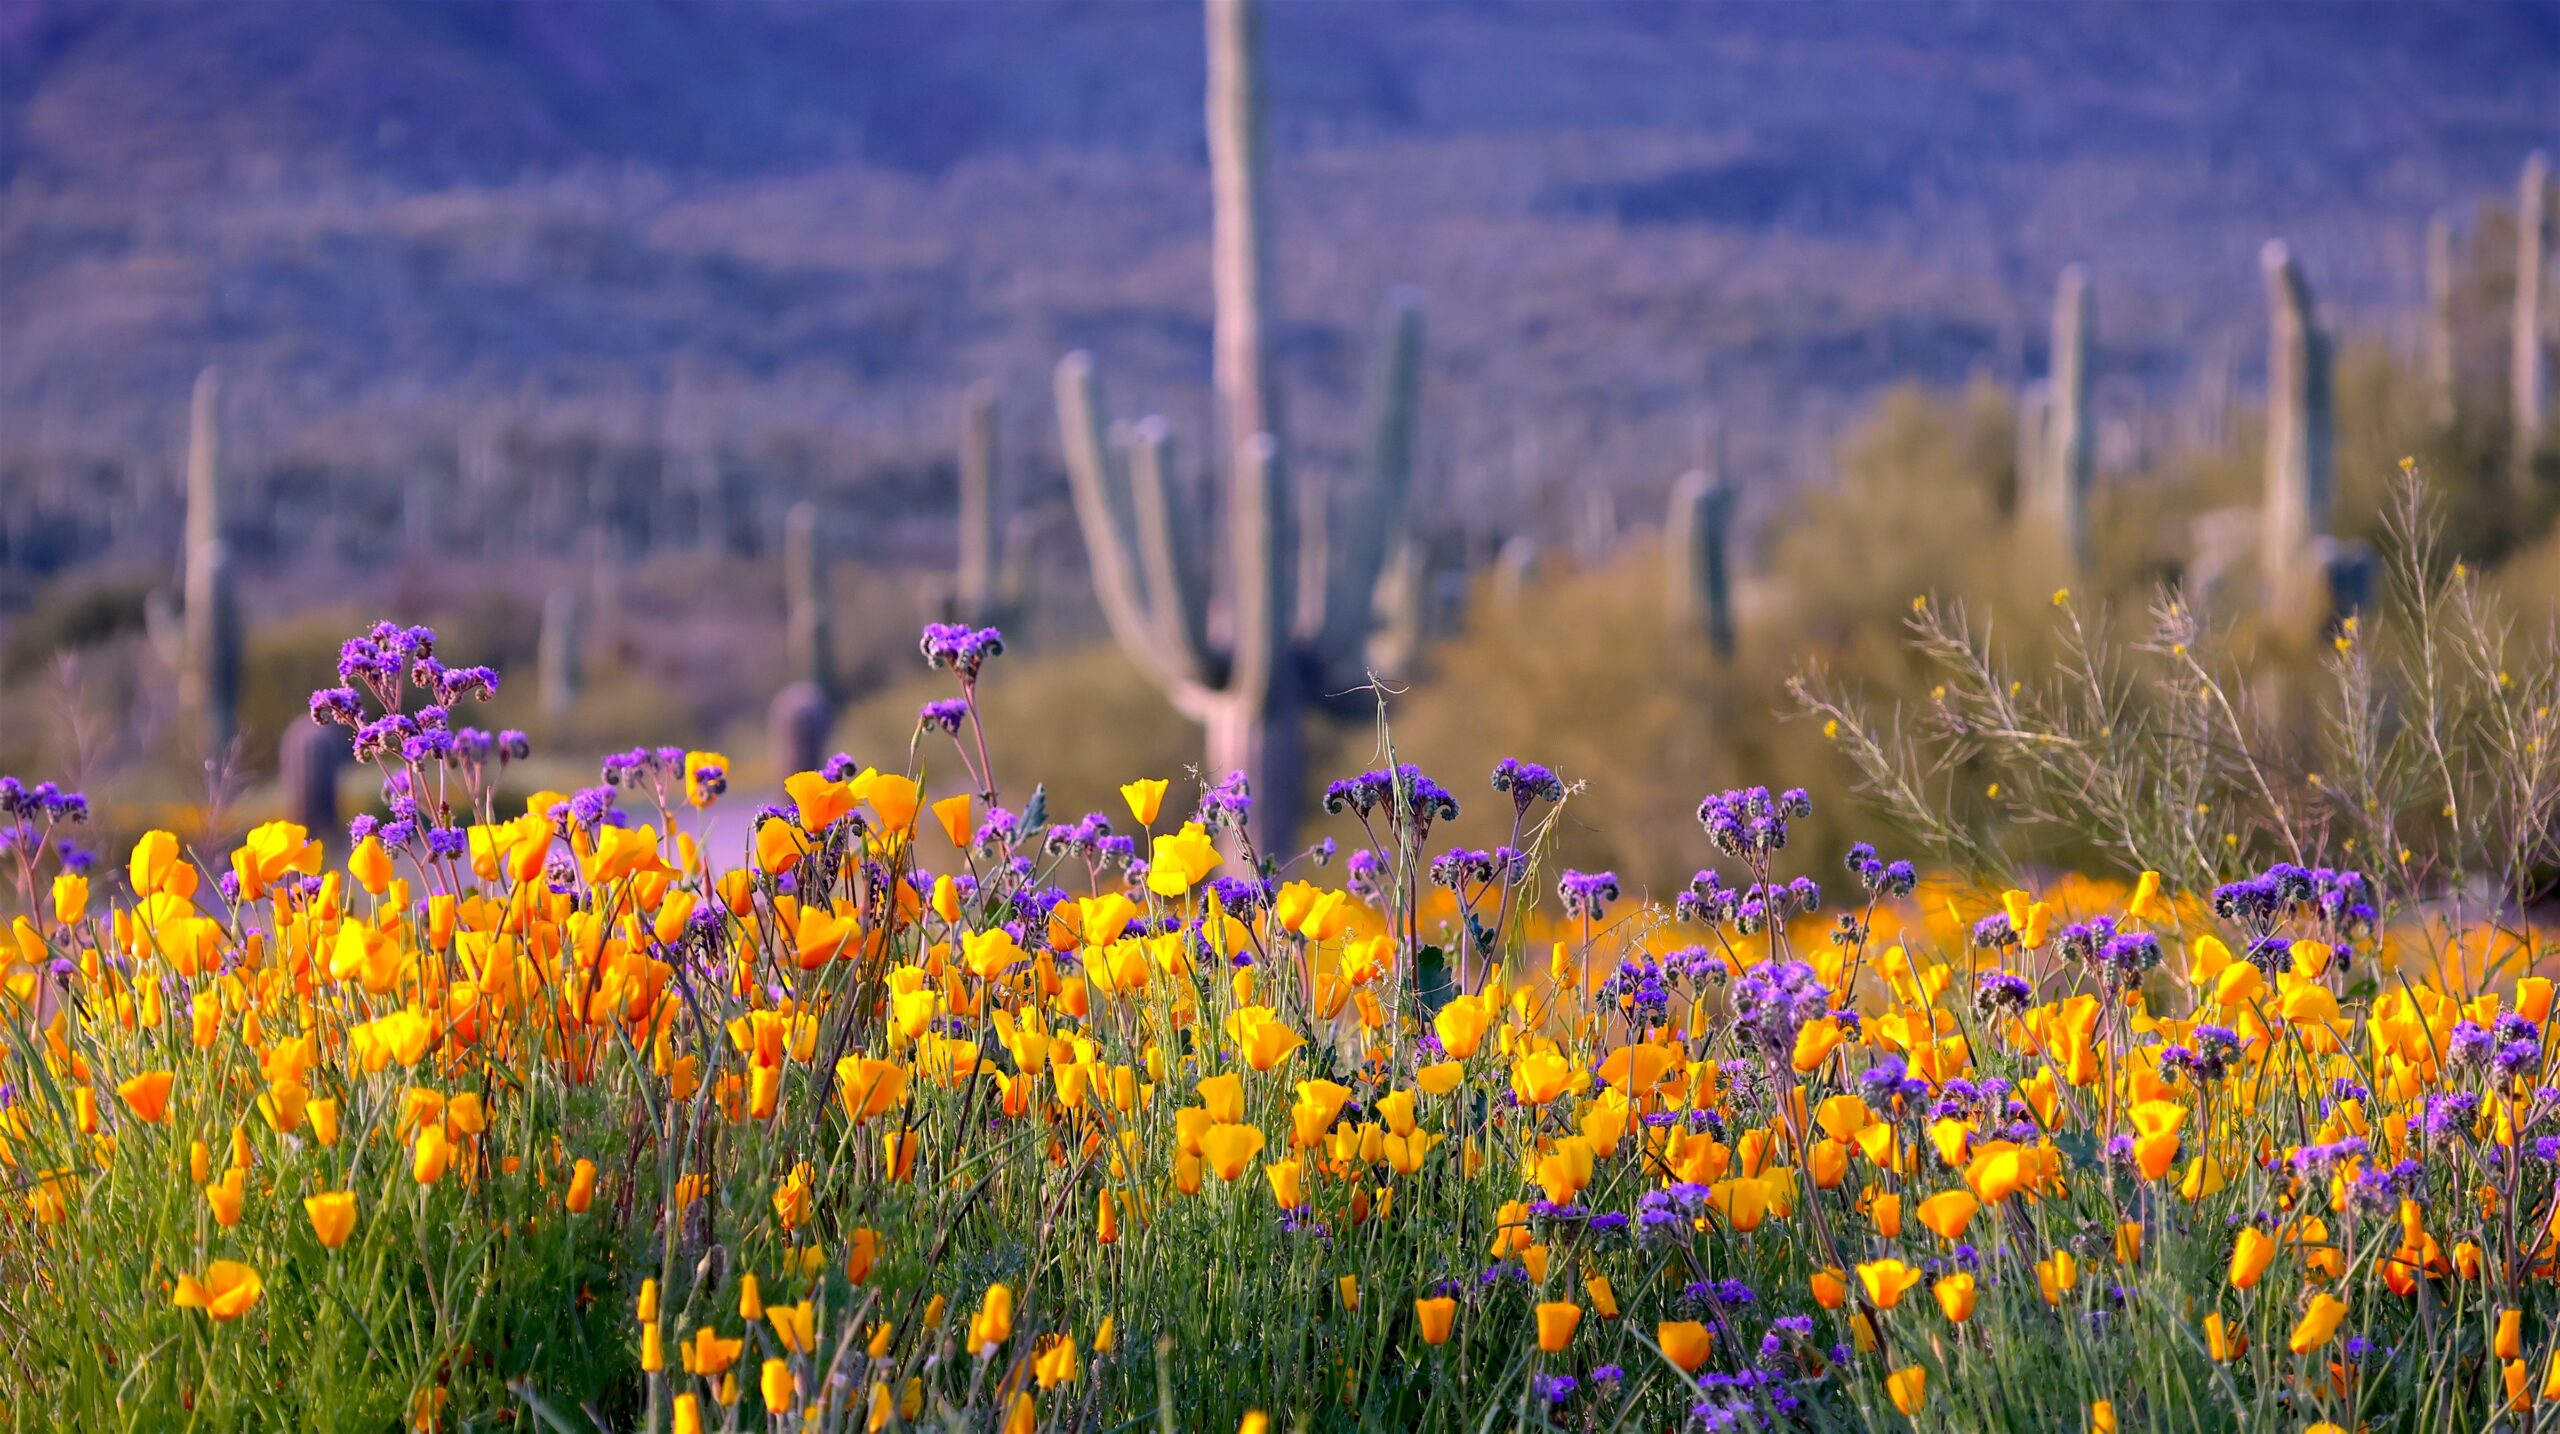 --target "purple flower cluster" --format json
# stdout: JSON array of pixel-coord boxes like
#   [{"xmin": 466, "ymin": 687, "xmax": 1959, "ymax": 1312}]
[
  {"xmin": 1043, "ymin": 813, "xmax": 1117, "ymax": 858},
  {"xmin": 0, "ymin": 778, "xmax": 86, "ymax": 825},
  {"xmin": 1557, "ymin": 869, "xmax": 1620, "ymax": 921},
  {"xmin": 1974, "ymin": 969, "xmax": 2032, "ymax": 1018},
  {"xmin": 1197, "ymin": 770, "xmax": 1253, "ymax": 829},
  {"xmin": 1323, "ymin": 764, "xmax": 1460, "ymax": 829},
  {"xmin": 2160, "ymin": 1024, "xmax": 2245, "ymax": 1084},
  {"xmin": 1843, "ymin": 841, "xmax": 1917, "ymax": 896},
  {"xmin": 2095, "ymin": 931, "xmax": 2162, "ymax": 992},
  {"xmin": 1596, "ymin": 954, "xmax": 1671, "ymax": 1025},
  {"xmin": 2212, "ymin": 861, "xmax": 2376, "ymax": 937},
  {"xmin": 1429, "ymin": 846, "xmax": 1527, "ymax": 892},
  {"xmin": 1490, "ymin": 757, "xmax": 1564, "ymax": 813},
  {"xmin": 601, "ymin": 746, "xmax": 688, "ymax": 788},
  {"xmin": 1731, "ymin": 960, "xmax": 1830, "ymax": 1056},
  {"xmin": 917, "ymin": 698, "xmax": 971, "ymax": 735},
  {"xmin": 918, "ymin": 623, "xmax": 1004, "ymax": 679},
  {"xmin": 1696, "ymin": 785, "xmax": 1810, "ymax": 861}
]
